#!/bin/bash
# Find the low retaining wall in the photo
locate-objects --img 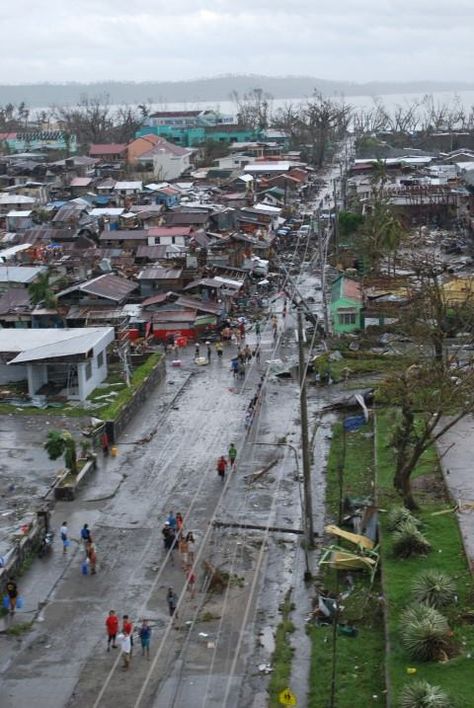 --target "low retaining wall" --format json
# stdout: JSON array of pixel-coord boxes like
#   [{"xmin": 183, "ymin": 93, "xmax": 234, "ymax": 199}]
[
  {"xmin": 0, "ymin": 518, "xmax": 43, "ymax": 597},
  {"xmin": 106, "ymin": 357, "xmax": 166, "ymax": 443},
  {"xmin": 53, "ymin": 457, "xmax": 97, "ymax": 501}
]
